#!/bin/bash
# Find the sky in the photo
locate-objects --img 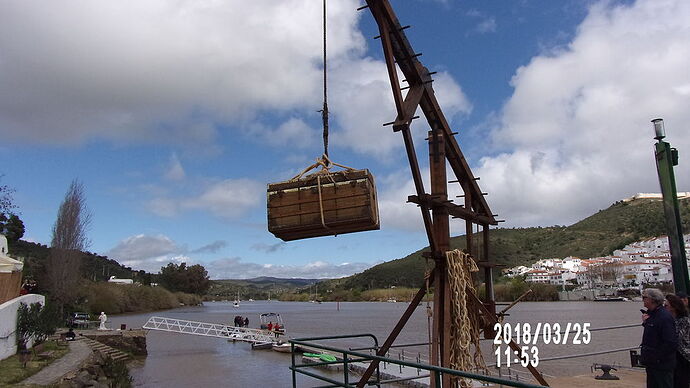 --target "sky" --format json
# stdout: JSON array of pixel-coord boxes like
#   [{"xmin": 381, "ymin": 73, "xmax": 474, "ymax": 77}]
[{"xmin": 1, "ymin": 0, "xmax": 689, "ymax": 280}]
